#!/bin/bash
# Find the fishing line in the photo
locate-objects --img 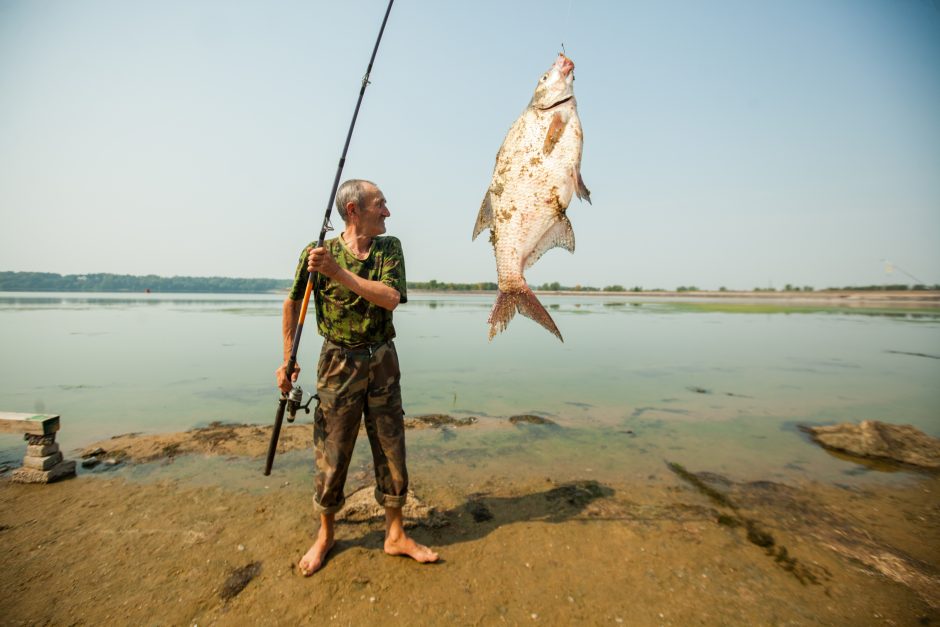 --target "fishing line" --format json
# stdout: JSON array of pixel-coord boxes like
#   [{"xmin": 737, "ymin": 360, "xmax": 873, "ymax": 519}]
[
  {"xmin": 881, "ymin": 259, "xmax": 925, "ymax": 286},
  {"xmin": 561, "ymin": 0, "xmax": 575, "ymax": 53}
]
